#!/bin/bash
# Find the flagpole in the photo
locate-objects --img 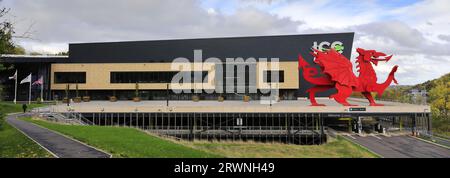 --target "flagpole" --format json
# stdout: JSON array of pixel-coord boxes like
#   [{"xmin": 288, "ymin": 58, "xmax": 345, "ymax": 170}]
[
  {"xmin": 28, "ymin": 73, "xmax": 32, "ymax": 105},
  {"xmin": 14, "ymin": 70, "xmax": 17, "ymax": 104},
  {"xmin": 40, "ymin": 78, "xmax": 44, "ymax": 102}
]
